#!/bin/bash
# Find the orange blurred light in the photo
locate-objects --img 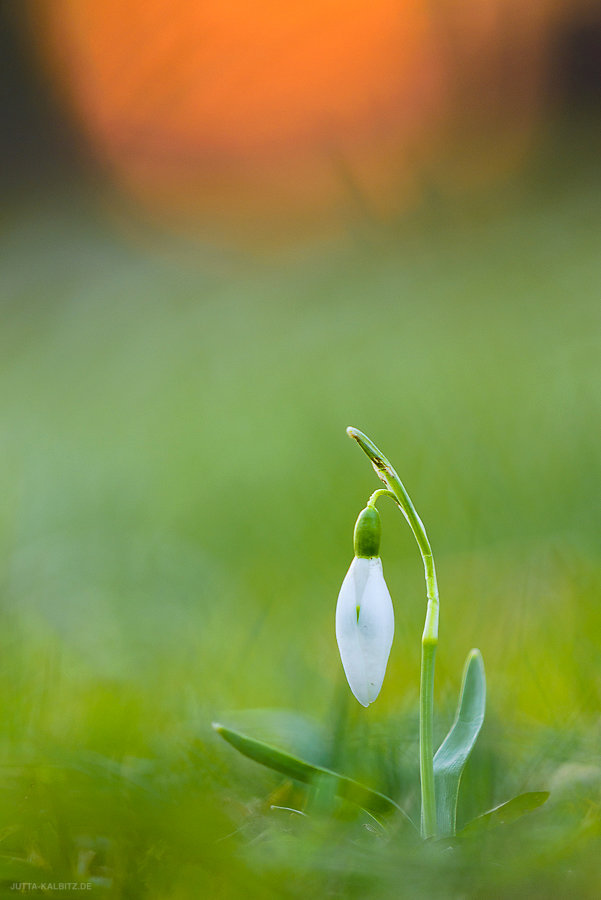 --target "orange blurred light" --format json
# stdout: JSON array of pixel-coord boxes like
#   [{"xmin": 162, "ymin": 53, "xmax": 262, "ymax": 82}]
[
  {"xmin": 36, "ymin": 0, "xmax": 446, "ymax": 236},
  {"xmin": 35, "ymin": 0, "xmax": 562, "ymax": 239}
]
